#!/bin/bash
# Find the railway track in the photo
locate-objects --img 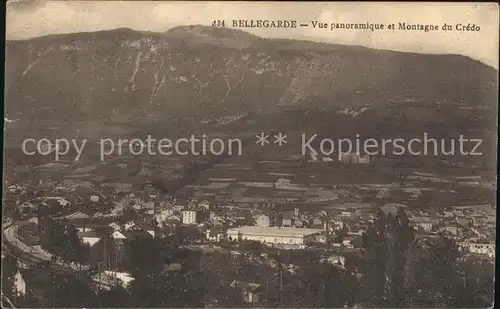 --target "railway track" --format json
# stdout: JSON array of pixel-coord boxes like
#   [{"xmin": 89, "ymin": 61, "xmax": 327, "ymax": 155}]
[
  {"xmin": 3, "ymin": 221, "xmax": 107, "ymax": 288},
  {"xmin": 3, "ymin": 221, "xmax": 106, "ymax": 307},
  {"xmin": 3, "ymin": 223, "xmax": 53, "ymax": 265}
]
